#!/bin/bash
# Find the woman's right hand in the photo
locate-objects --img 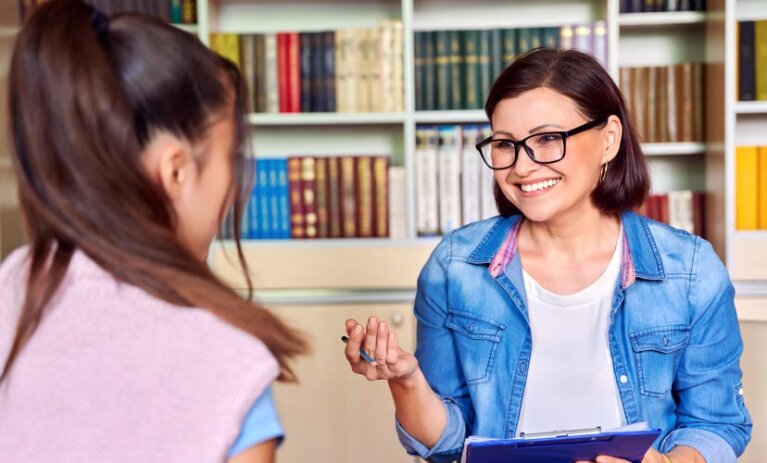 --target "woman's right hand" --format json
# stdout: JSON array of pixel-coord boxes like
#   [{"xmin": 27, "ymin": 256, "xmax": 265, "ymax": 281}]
[{"xmin": 343, "ymin": 316, "xmax": 419, "ymax": 383}]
